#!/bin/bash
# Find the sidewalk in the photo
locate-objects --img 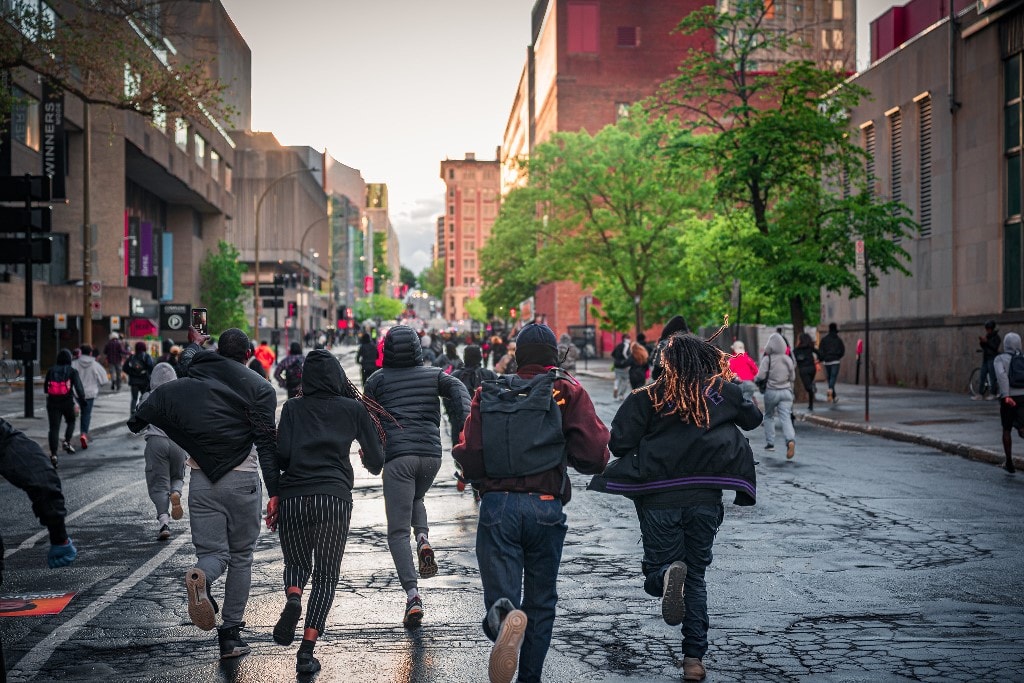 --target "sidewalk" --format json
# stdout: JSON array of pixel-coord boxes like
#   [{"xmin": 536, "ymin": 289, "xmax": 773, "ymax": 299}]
[{"xmin": 574, "ymin": 367, "xmax": 1021, "ymax": 471}]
